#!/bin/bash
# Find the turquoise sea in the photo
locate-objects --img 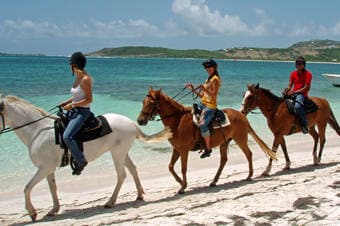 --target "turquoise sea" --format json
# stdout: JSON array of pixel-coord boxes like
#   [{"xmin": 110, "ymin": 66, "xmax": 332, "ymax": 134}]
[{"xmin": 0, "ymin": 56, "xmax": 339, "ymax": 191}]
